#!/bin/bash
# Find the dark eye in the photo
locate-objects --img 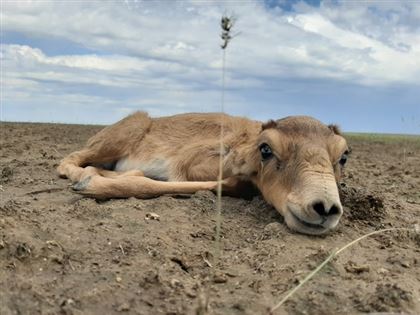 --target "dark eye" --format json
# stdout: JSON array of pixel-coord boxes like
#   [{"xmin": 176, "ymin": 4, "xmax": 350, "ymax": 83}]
[
  {"xmin": 339, "ymin": 151, "xmax": 349, "ymax": 166},
  {"xmin": 259, "ymin": 143, "xmax": 273, "ymax": 160}
]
